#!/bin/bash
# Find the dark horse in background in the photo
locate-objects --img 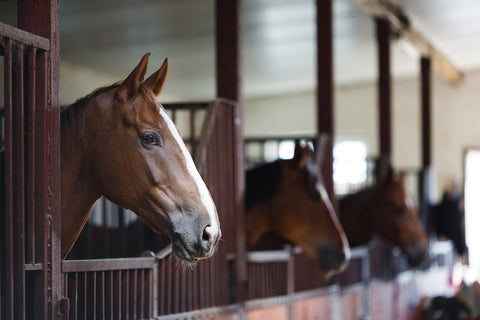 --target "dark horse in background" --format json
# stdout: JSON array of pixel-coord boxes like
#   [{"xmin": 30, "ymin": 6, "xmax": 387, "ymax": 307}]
[
  {"xmin": 428, "ymin": 191, "xmax": 467, "ymax": 256},
  {"xmin": 339, "ymin": 167, "xmax": 428, "ymax": 267},
  {"xmin": 246, "ymin": 153, "xmax": 428, "ymax": 268},
  {"xmin": 245, "ymin": 141, "xmax": 350, "ymax": 276}
]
